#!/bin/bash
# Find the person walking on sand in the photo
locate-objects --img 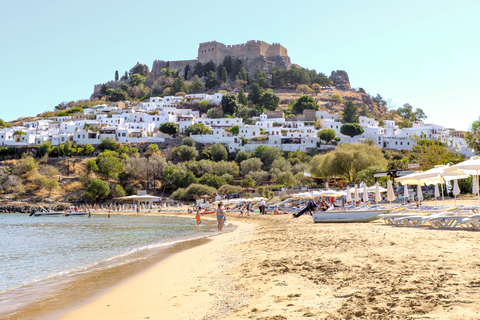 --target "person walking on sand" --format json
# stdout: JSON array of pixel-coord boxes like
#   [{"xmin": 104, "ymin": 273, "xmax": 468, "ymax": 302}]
[
  {"xmin": 195, "ymin": 207, "xmax": 202, "ymax": 226},
  {"xmin": 260, "ymin": 199, "xmax": 266, "ymax": 214},
  {"xmin": 216, "ymin": 202, "xmax": 226, "ymax": 232}
]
